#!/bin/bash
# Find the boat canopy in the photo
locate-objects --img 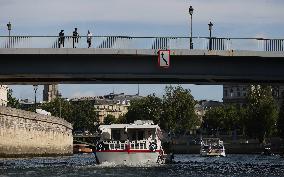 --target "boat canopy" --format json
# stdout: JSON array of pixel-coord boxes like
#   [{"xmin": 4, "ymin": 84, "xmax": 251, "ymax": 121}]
[
  {"xmin": 98, "ymin": 120, "xmax": 160, "ymax": 132},
  {"xmin": 99, "ymin": 124, "xmax": 160, "ymax": 131}
]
